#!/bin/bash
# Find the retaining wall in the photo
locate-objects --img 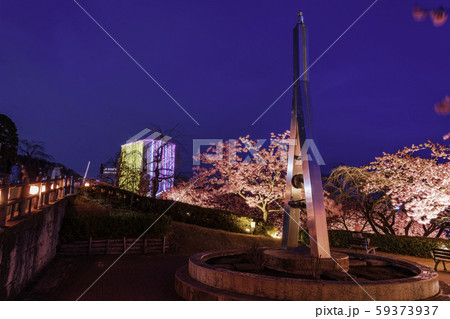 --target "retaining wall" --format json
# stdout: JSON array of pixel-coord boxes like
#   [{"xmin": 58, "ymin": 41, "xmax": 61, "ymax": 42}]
[{"xmin": 0, "ymin": 197, "xmax": 70, "ymax": 299}]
